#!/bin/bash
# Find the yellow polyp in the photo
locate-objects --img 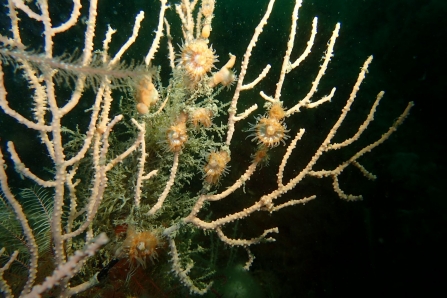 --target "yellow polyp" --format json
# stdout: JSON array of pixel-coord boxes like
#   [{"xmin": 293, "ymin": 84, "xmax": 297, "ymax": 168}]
[
  {"xmin": 268, "ymin": 102, "xmax": 286, "ymax": 120},
  {"xmin": 191, "ymin": 108, "xmax": 213, "ymax": 128},
  {"xmin": 180, "ymin": 39, "xmax": 217, "ymax": 81},
  {"xmin": 204, "ymin": 150, "xmax": 230, "ymax": 184},
  {"xmin": 116, "ymin": 226, "xmax": 161, "ymax": 269},
  {"xmin": 255, "ymin": 117, "xmax": 288, "ymax": 148},
  {"xmin": 166, "ymin": 120, "xmax": 188, "ymax": 152},
  {"xmin": 209, "ymin": 54, "xmax": 236, "ymax": 88}
]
